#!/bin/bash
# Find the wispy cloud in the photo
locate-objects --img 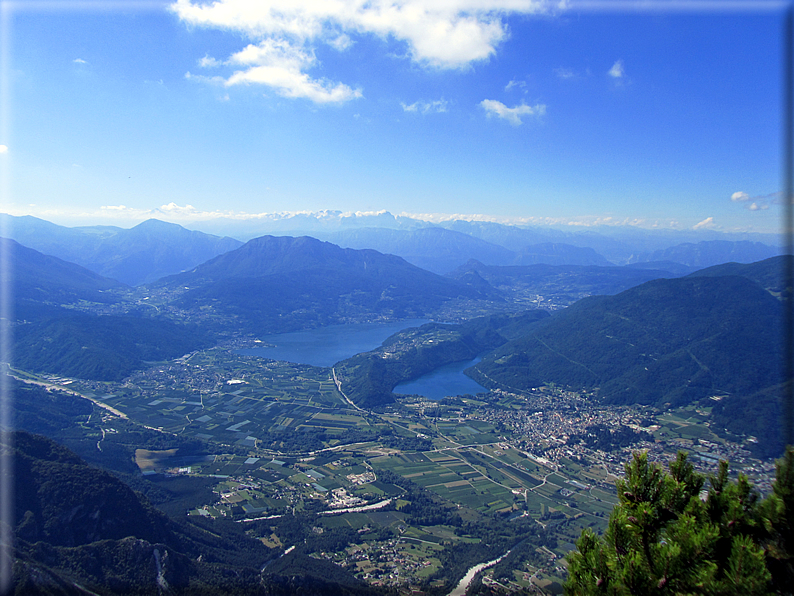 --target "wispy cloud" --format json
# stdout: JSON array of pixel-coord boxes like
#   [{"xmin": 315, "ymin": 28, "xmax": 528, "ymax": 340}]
[
  {"xmin": 401, "ymin": 99, "xmax": 448, "ymax": 114},
  {"xmin": 554, "ymin": 67, "xmax": 576, "ymax": 79},
  {"xmin": 692, "ymin": 216, "xmax": 717, "ymax": 230},
  {"xmin": 480, "ymin": 99, "xmax": 545, "ymax": 126},
  {"xmin": 73, "ymin": 58, "xmax": 87, "ymax": 64},
  {"xmin": 198, "ymin": 55, "xmax": 221, "ymax": 68},
  {"xmin": 608, "ymin": 59, "xmax": 625, "ymax": 78},
  {"xmin": 505, "ymin": 79, "xmax": 527, "ymax": 91},
  {"xmin": 170, "ymin": 0, "xmax": 555, "ymax": 104}
]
